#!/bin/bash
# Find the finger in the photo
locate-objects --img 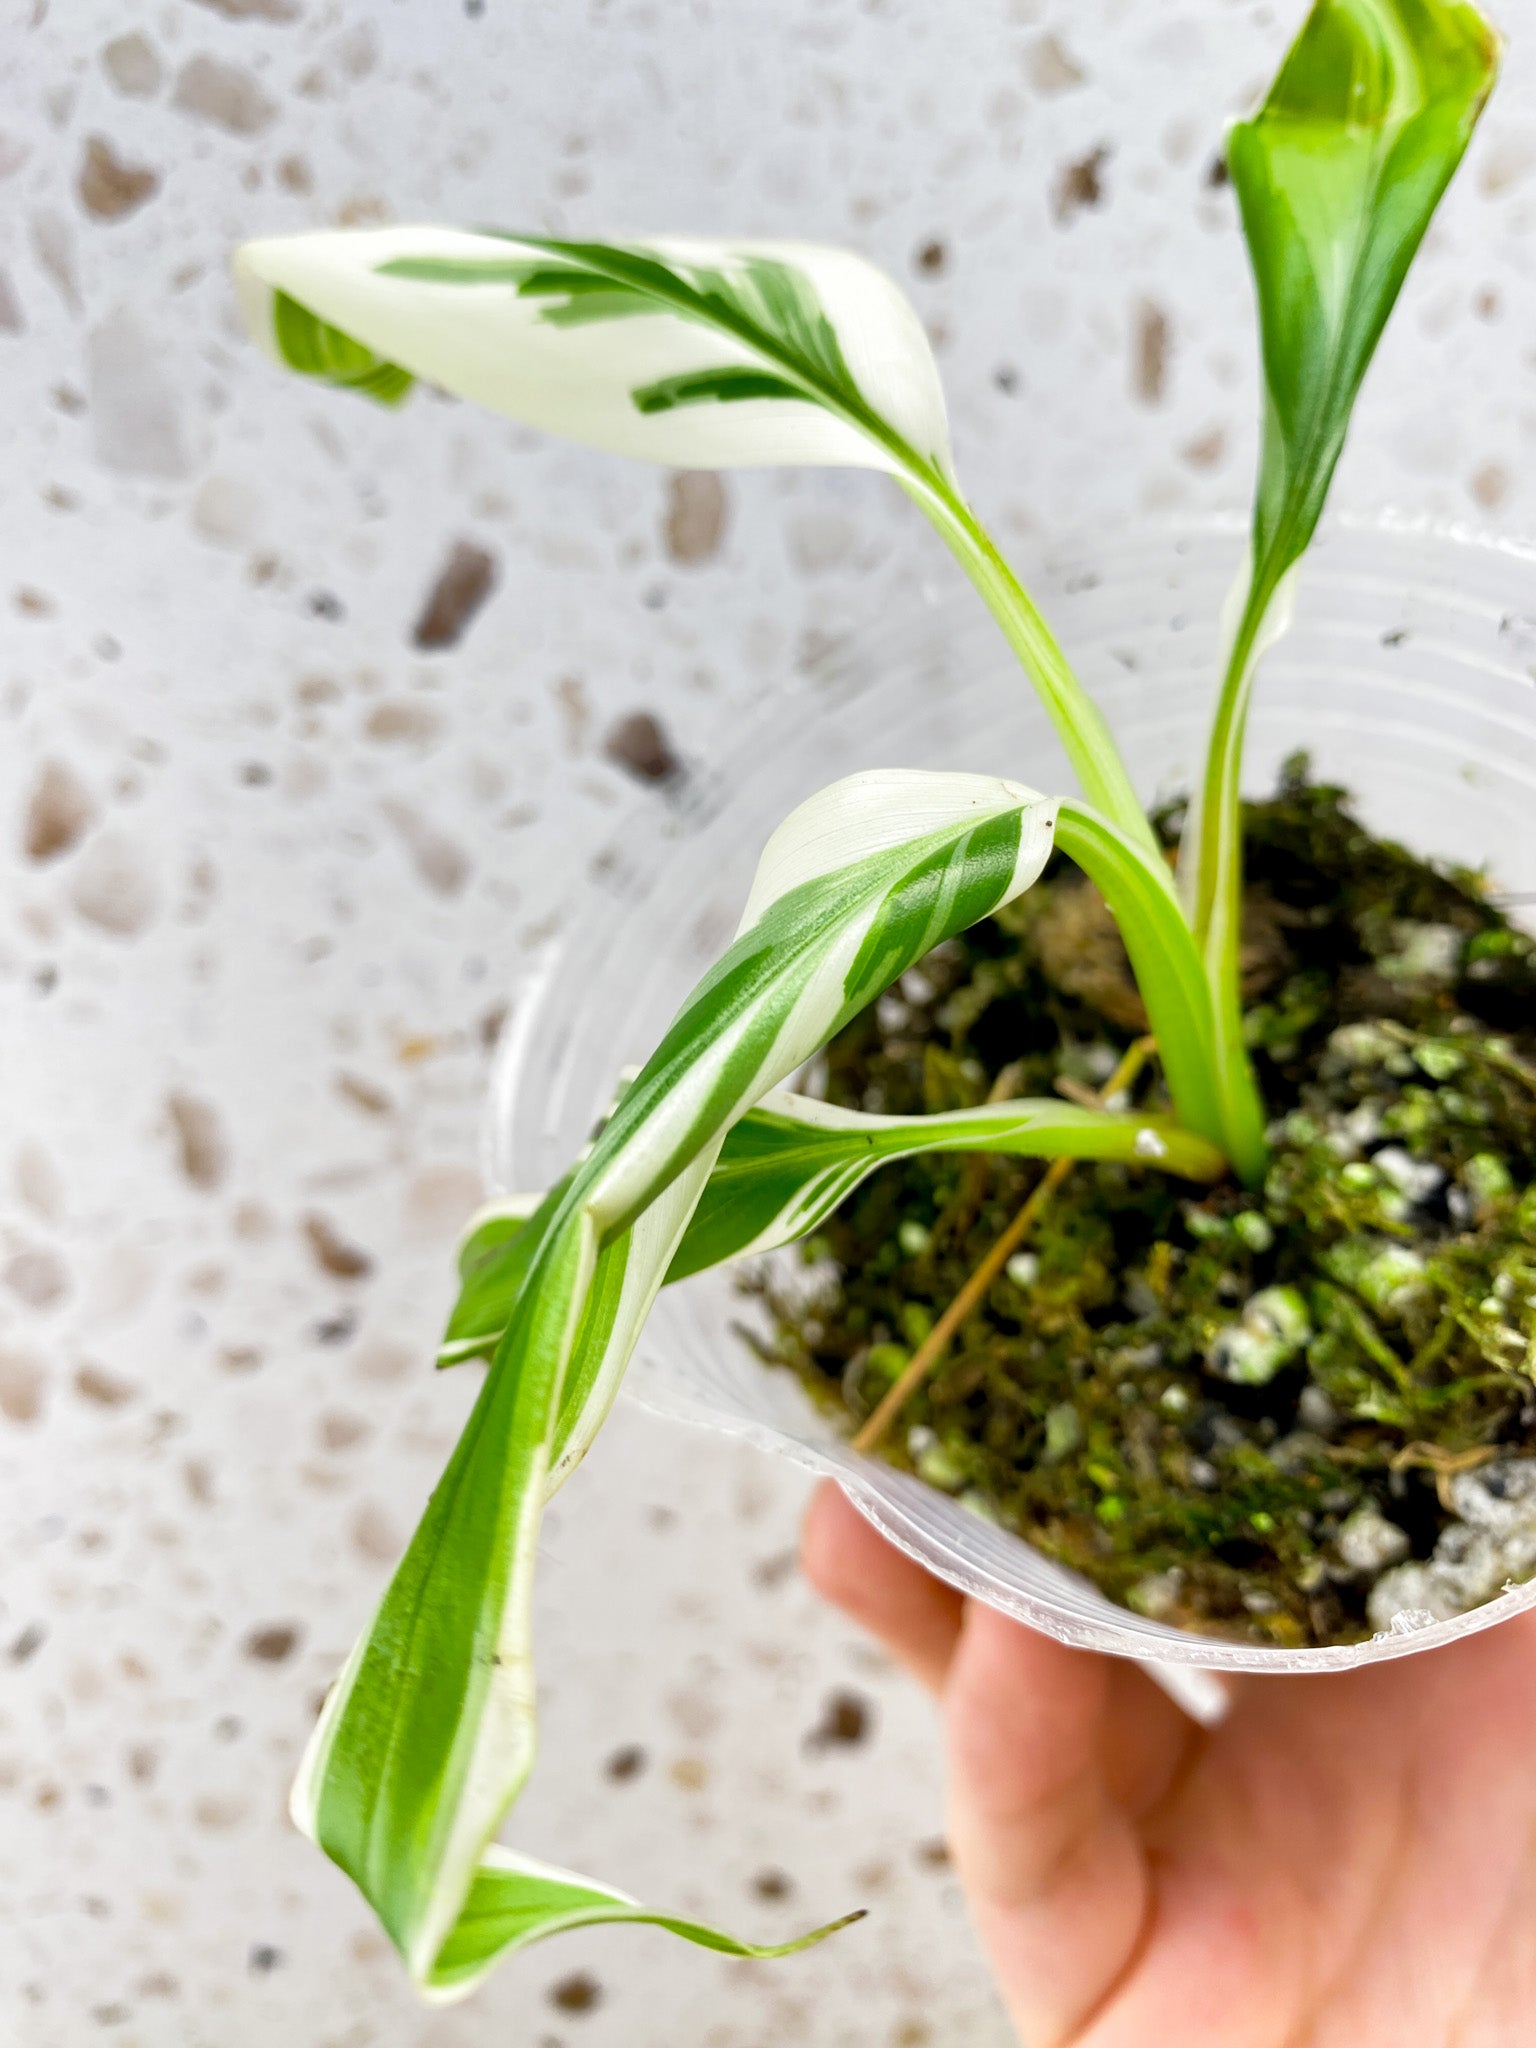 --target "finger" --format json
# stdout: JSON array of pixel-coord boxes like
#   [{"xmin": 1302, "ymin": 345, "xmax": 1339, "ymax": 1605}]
[
  {"xmin": 1100, "ymin": 1658, "xmax": 1206, "ymax": 1821},
  {"xmin": 943, "ymin": 1602, "xmax": 1149, "ymax": 2048},
  {"xmin": 800, "ymin": 1480, "xmax": 964, "ymax": 1694}
]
